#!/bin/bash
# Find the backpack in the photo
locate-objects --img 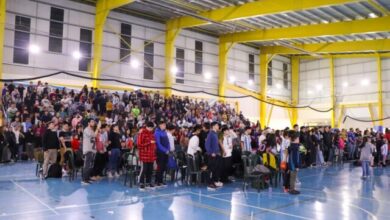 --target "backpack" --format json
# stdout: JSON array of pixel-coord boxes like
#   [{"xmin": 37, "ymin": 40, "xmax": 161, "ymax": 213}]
[
  {"xmin": 74, "ymin": 151, "xmax": 84, "ymax": 168},
  {"xmin": 47, "ymin": 163, "xmax": 62, "ymax": 178}
]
